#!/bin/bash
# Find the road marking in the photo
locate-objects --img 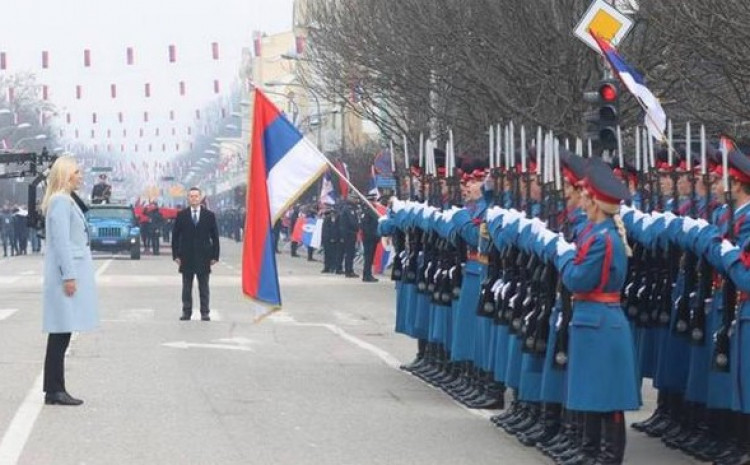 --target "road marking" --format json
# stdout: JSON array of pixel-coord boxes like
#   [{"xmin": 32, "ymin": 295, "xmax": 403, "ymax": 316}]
[
  {"xmin": 0, "ymin": 277, "xmax": 19, "ymax": 285},
  {"xmin": 299, "ymin": 322, "xmax": 401, "ymax": 369},
  {"xmin": 119, "ymin": 308, "xmax": 154, "ymax": 321},
  {"xmin": 271, "ymin": 314, "xmax": 400, "ymax": 369},
  {"xmin": 211, "ymin": 309, "xmax": 222, "ymax": 321},
  {"xmin": 0, "ymin": 309, "xmax": 18, "ymax": 321},
  {"xmin": 0, "ymin": 373, "xmax": 43, "ymax": 465},
  {"xmin": 0, "ymin": 297, "xmax": 82, "ymax": 464},
  {"xmin": 19, "ymin": 271, "xmax": 34, "ymax": 276},
  {"xmin": 215, "ymin": 337, "xmax": 257, "ymax": 345},
  {"xmin": 95, "ymin": 259, "xmax": 113, "ymax": 278},
  {"xmin": 273, "ymin": 316, "xmax": 497, "ymax": 420},
  {"xmin": 162, "ymin": 341, "xmax": 254, "ymax": 352}
]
